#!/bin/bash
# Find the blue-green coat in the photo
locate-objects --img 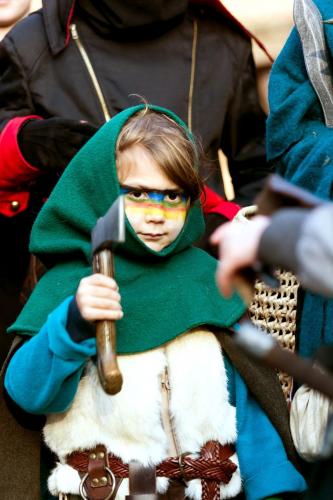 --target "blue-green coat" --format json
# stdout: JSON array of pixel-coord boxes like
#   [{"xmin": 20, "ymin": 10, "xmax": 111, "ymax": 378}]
[
  {"xmin": 266, "ymin": 0, "xmax": 333, "ymax": 357},
  {"xmin": 5, "ymin": 298, "xmax": 306, "ymax": 500}
]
